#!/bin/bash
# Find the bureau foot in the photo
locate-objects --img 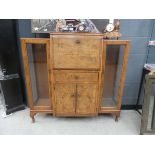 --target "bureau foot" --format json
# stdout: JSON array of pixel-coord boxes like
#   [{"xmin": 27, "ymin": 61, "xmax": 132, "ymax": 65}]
[
  {"xmin": 115, "ymin": 112, "xmax": 120, "ymax": 122},
  {"xmin": 115, "ymin": 116, "xmax": 118, "ymax": 122},
  {"xmin": 32, "ymin": 117, "xmax": 35, "ymax": 123},
  {"xmin": 30, "ymin": 112, "xmax": 36, "ymax": 123}
]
